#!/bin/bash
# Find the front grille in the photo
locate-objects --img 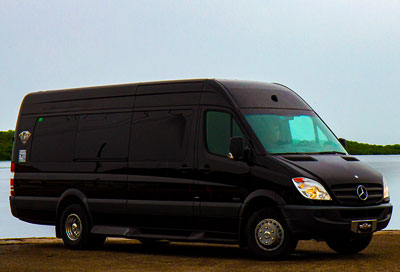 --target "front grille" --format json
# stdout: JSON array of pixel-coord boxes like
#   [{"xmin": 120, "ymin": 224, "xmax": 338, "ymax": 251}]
[{"xmin": 331, "ymin": 183, "xmax": 383, "ymax": 205}]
